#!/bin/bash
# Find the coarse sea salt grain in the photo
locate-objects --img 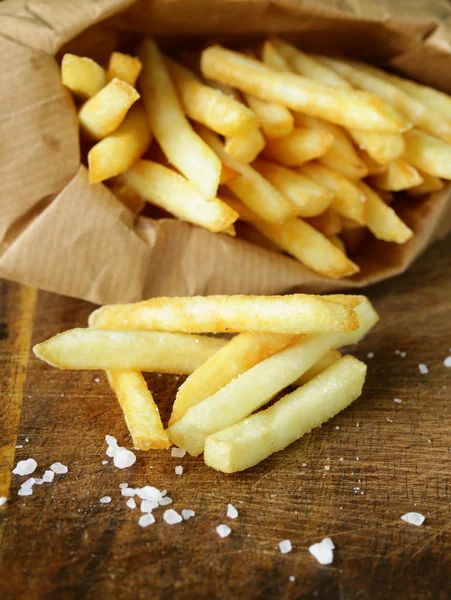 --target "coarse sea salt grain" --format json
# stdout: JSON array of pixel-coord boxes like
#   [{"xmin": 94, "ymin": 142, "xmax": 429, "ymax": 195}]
[
  {"xmin": 18, "ymin": 478, "xmax": 35, "ymax": 496},
  {"xmin": 43, "ymin": 470, "xmax": 54, "ymax": 483},
  {"xmin": 289, "ymin": 576, "xmax": 295, "ymax": 582},
  {"xmin": 367, "ymin": 352, "xmax": 374, "ymax": 359},
  {"xmin": 13, "ymin": 458, "xmax": 37, "ymax": 476},
  {"xmin": 159, "ymin": 496, "xmax": 172, "ymax": 506},
  {"xmin": 119, "ymin": 483, "xmax": 128, "ymax": 489},
  {"xmin": 401, "ymin": 512, "xmax": 425, "ymax": 526},
  {"xmin": 100, "ymin": 496, "xmax": 111, "ymax": 504},
  {"xmin": 175, "ymin": 466, "xmax": 183, "ymax": 476},
  {"xmin": 136, "ymin": 486, "xmax": 161, "ymax": 502},
  {"xmin": 163, "ymin": 509, "xmax": 183, "ymax": 525},
  {"xmin": 50, "ymin": 462, "xmax": 68, "ymax": 474},
  {"xmin": 394, "ymin": 398, "xmax": 402, "ymax": 404},
  {"xmin": 216, "ymin": 524, "xmax": 231, "ymax": 538},
  {"xmin": 182, "ymin": 509, "xmax": 195, "ymax": 520},
  {"xmin": 227, "ymin": 504, "xmax": 239, "ymax": 519},
  {"xmin": 279, "ymin": 540, "xmax": 292, "ymax": 554},
  {"xmin": 113, "ymin": 447, "xmax": 136, "ymax": 469},
  {"xmin": 139, "ymin": 513, "xmax": 155, "ymax": 528},
  {"xmin": 141, "ymin": 499, "xmax": 159, "ymax": 513},
  {"xmin": 126, "ymin": 498, "xmax": 136, "ymax": 509},
  {"xmin": 418, "ymin": 364, "xmax": 428, "ymax": 374},
  {"xmin": 309, "ymin": 538, "xmax": 335, "ymax": 565},
  {"xmin": 0, "ymin": 497, "xmax": 7, "ymax": 506},
  {"xmin": 121, "ymin": 487, "xmax": 136, "ymax": 497},
  {"xmin": 171, "ymin": 447, "xmax": 186, "ymax": 458},
  {"xmin": 101, "ymin": 460, "xmax": 108, "ymax": 465},
  {"xmin": 105, "ymin": 435, "xmax": 118, "ymax": 448},
  {"xmin": 444, "ymin": 356, "xmax": 451, "ymax": 367}
]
